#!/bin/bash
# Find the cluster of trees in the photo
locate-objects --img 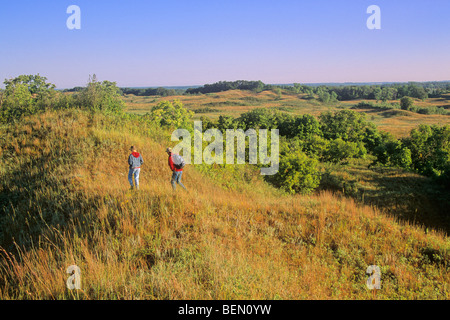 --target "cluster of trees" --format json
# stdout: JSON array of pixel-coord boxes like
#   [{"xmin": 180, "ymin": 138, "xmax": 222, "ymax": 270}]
[
  {"xmin": 65, "ymin": 86, "xmax": 184, "ymax": 97},
  {"xmin": 0, "ymin": 74, "xmax": 125, "ymax": 123},
  {"xmin": 354, "ymin": 98, "xmax": 449, "ymax": 116},
  {"xmin": 184, "ymin": 80, "xmax": 450, "ymax": 105},
  {"xmin": 185, "ymin": 80, "xmax": 267, "ymax": 94},
  {"xmin": 120, "ymin": 87, "xmax": 184, "ymax": 97},
  {"xmin": 283, "ymin": 82, "xmax": 449, "ymax": 102},
  {"xmin": 399, "ymin": 96, "xmax": 449, "ymax": 115},
  {"xmin": 197, "ymin": 108, "xmax": 449, "ymax": 193},
  {"xmin": 62, "ymin": 79, "xmax": 450, "ymax": 108},
  {"xmin": 375, "ymin": 125, "xmax": 450, "ymax": 182}
]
